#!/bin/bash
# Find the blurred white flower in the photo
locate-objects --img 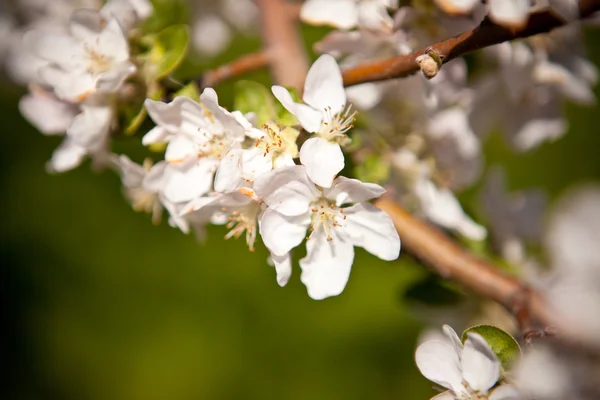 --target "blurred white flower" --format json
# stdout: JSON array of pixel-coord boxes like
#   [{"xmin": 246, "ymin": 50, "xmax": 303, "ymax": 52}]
[
  {"xmin": 301, "ymin": 0, "xmax": 398, "ymax": 32},
  {"xmin": 272, "ymin": 54, "xmax": 354, "ymax": 187},
  {"xmin": 254, "ymin": 165, "xmax": 400, "ymax": 299},
  {"xmin": 27, "ymin": 10, "xmax": 135, "ymax": 102},
  {"xmin": 480, "ymin": 168, "xmax": 546, "ymax": 264},
  {"xmin": 416, "ymin": 325, "xmax": 521, "ymax": 400}
]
